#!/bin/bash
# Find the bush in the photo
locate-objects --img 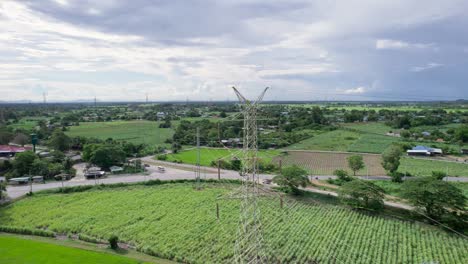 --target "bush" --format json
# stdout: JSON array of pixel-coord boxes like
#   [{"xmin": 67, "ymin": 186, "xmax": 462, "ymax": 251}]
[
  {"xmin": 431, "ymin": 171, "xmax": 446, "ymax": 180},
  {"xmin": 109, "ymin": 235, "xmax": 119, "ymax": 249},
  {"xmin": 78, "ymin": 234, "xmax": 101, "ymax": 244},
  {"xmin": 333, "ymin": 169, "xmax": 350, "ymax": 181},
  {"xmin": 157, "ymin": 154, "xmax": 167, "ymax": 161}
]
